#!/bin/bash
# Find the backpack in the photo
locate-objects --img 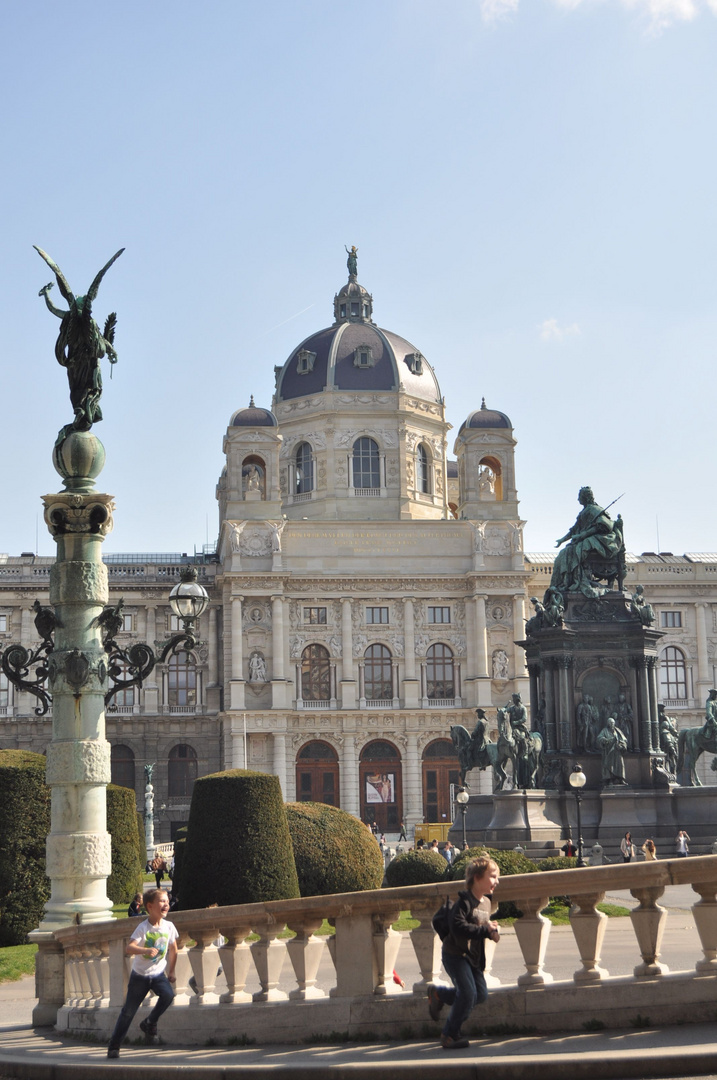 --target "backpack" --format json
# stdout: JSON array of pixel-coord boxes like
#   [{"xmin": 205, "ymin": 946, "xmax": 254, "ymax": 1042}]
[{"xmin": 431, "ymin": 897, "xmax": 454, "ymax": 941}]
